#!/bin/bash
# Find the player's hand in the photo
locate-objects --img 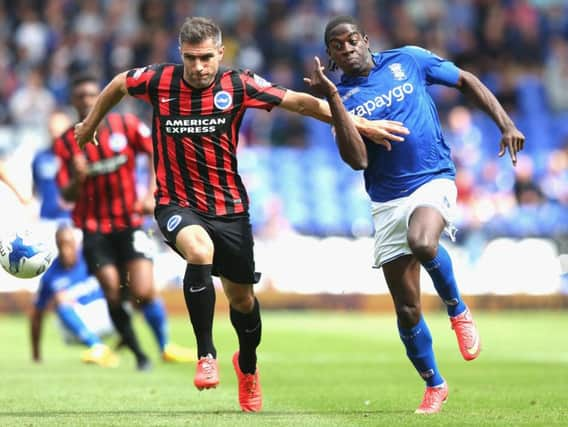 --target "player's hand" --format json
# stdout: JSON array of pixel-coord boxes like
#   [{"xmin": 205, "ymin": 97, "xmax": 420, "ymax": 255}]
[
  {"xmin": 360, "ymin": 119, "xmax": 409, "ymax": 150},
  {"xmin": 74, "ymin": 121, "xmax": 99, "ymax": 149},
  {"xmin": 134, "ymin": 195, "xmax": 155, "ymax": 215},
  {"xmin": 17, "ymin": 194, "xmax": 33, "ymax": 205},
  {"xmin": 498, "ymin": 126, "xmax": 525, "ymax": 166},
  {"xmin": 303, "ymin": 56, "xmax": 338, "ymax": 98}
]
